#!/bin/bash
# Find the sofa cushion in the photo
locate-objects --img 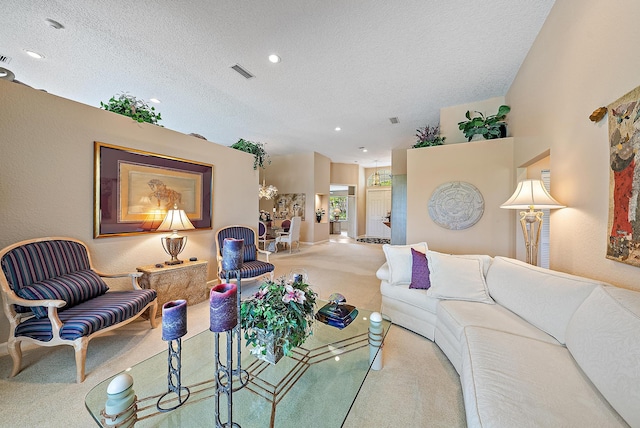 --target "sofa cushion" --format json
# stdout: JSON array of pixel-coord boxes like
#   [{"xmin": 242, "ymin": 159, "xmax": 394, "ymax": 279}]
[
  {"xmin": 566, "ymin": 285, "xmax": 640, "ymax": 427},
  {"xmin": 435, "ymin": 299, "xmax": 560, "ymax": 373},
  {"xmin": 15, "ymin": 289, "xmax": 157, "ymax": 341},
  {"xmin": 409, "ymin": 248, "xmax": 431, "ymax": 289},
  {"xmin": 427, "ymin": 252, "xmax": 493, "ymax": 304},
  {"xmin": 16, "ymin": 270, "xmax": 109, "ymax": 319},
  {"xmin": 461, "ymin": 326, "xmax": 627, "ymax": 427},
  {"xmin": 485, "ymin": 257, "xmax": 605, "ymax": 344},
  {"xmin": 382, "ymin": 242, "xmax": 428, "ymax": 285}
]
